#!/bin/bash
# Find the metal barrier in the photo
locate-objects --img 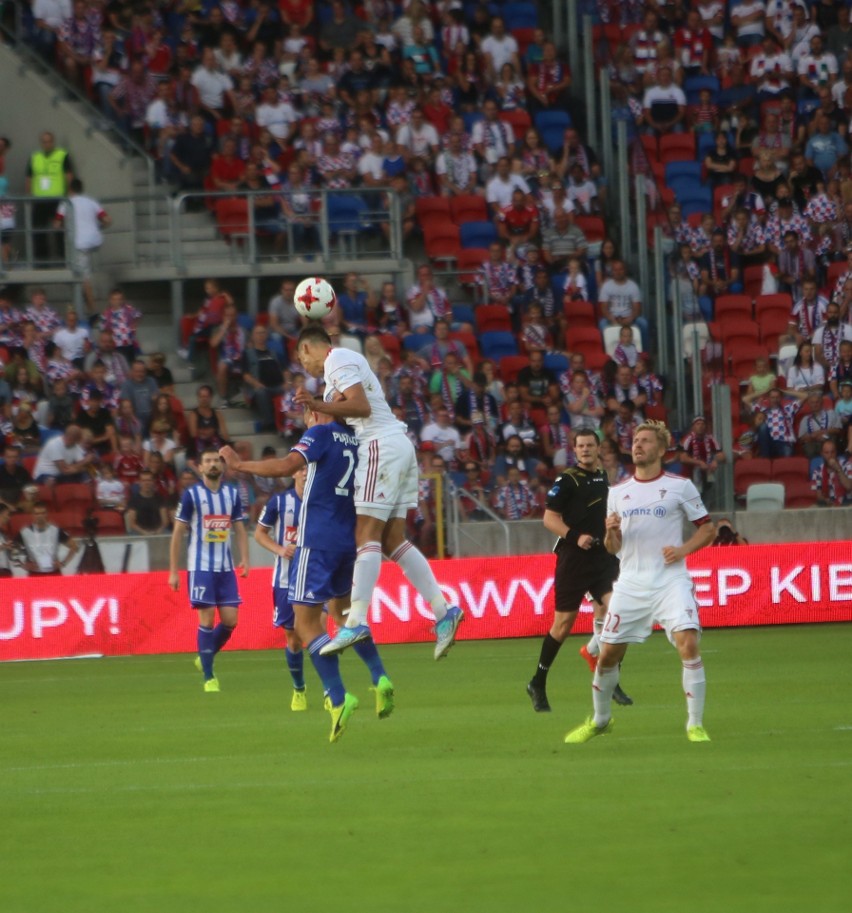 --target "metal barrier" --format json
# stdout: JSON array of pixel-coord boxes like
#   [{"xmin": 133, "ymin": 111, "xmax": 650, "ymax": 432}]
[
  {"xmin": 0, "ymin": 195, "xmax": 75, "ymax": 275},
  {"xmin": 1, "ymin": 187, "xmax": 404, "ymax": 279},
  {"xmin": 447, "ymin": 479, "xmax": 512, "ymax": 557},
  {"xmin": 171, "ymin": 188, "xmax": 403, "ymax": 269}
]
